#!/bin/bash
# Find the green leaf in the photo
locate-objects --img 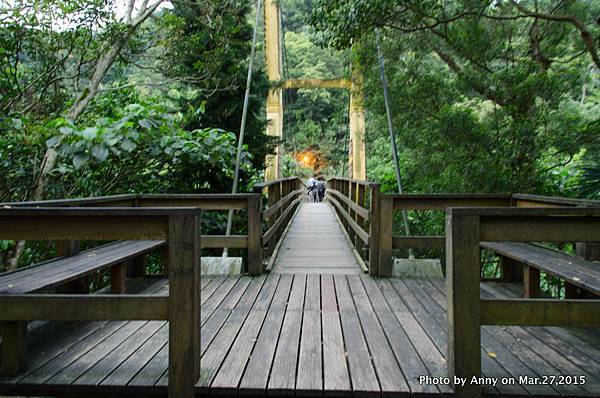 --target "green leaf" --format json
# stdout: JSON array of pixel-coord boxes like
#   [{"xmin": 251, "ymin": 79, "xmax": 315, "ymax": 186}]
[
  {"xmin": 96, "ymin": 117, "xmax": 112, "ymax": 127},
  {"xmin": 11, "ymin": 118, "xmax": 23, "ymax": 130},
  {"xmin": 91, "ymin": 145, "xmax": 109, "ymax": 161},
  {"xmin": 138, "ymin": 119, "xmax": 153, "ymax": 129},
  {"xmin": 45, "ymin": 136, "xmax": 61, "ymax": 148},
  {"xmin": 59, "ymin": 126, "xmax": 73, "ymax": 135},
  {"xmin": 103, "ymin": 133, "xmax": 120, "ymax": 146},
  {"xmin": 80, "ymin": 127, "xmax": 98, "ymax": 139},
  {"xmin": 121, "ymin": 138, "xmax": 137, "ymax": 152},
  {"xmin": 73, "ymin": 154, "xmax": 87, "ymax": 170},
  {"xmin": 57, "ymin": 143, "xmax": 73, "ymax": 157}
]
